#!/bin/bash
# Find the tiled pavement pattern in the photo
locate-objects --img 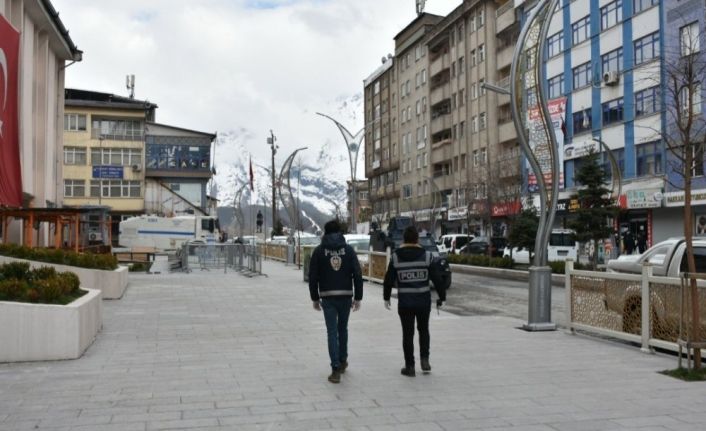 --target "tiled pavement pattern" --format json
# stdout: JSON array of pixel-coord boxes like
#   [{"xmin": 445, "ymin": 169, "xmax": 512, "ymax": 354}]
[{"xmin": 1, "ymin": 261, "xmax": 705, "ymax": 431}]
